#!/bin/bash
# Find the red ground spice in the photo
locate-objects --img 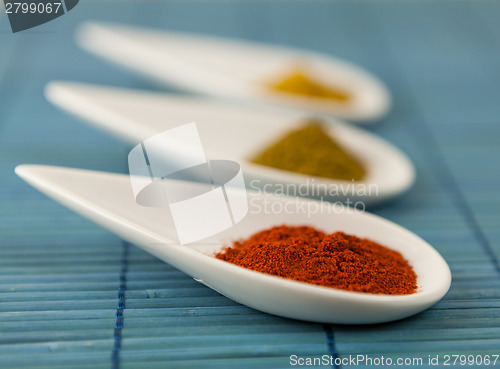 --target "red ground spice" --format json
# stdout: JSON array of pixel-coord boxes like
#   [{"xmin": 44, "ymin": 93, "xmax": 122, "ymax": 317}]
[{"xmin": 215, "ymin": 225, "xmax": 417, "ymax": 295}]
